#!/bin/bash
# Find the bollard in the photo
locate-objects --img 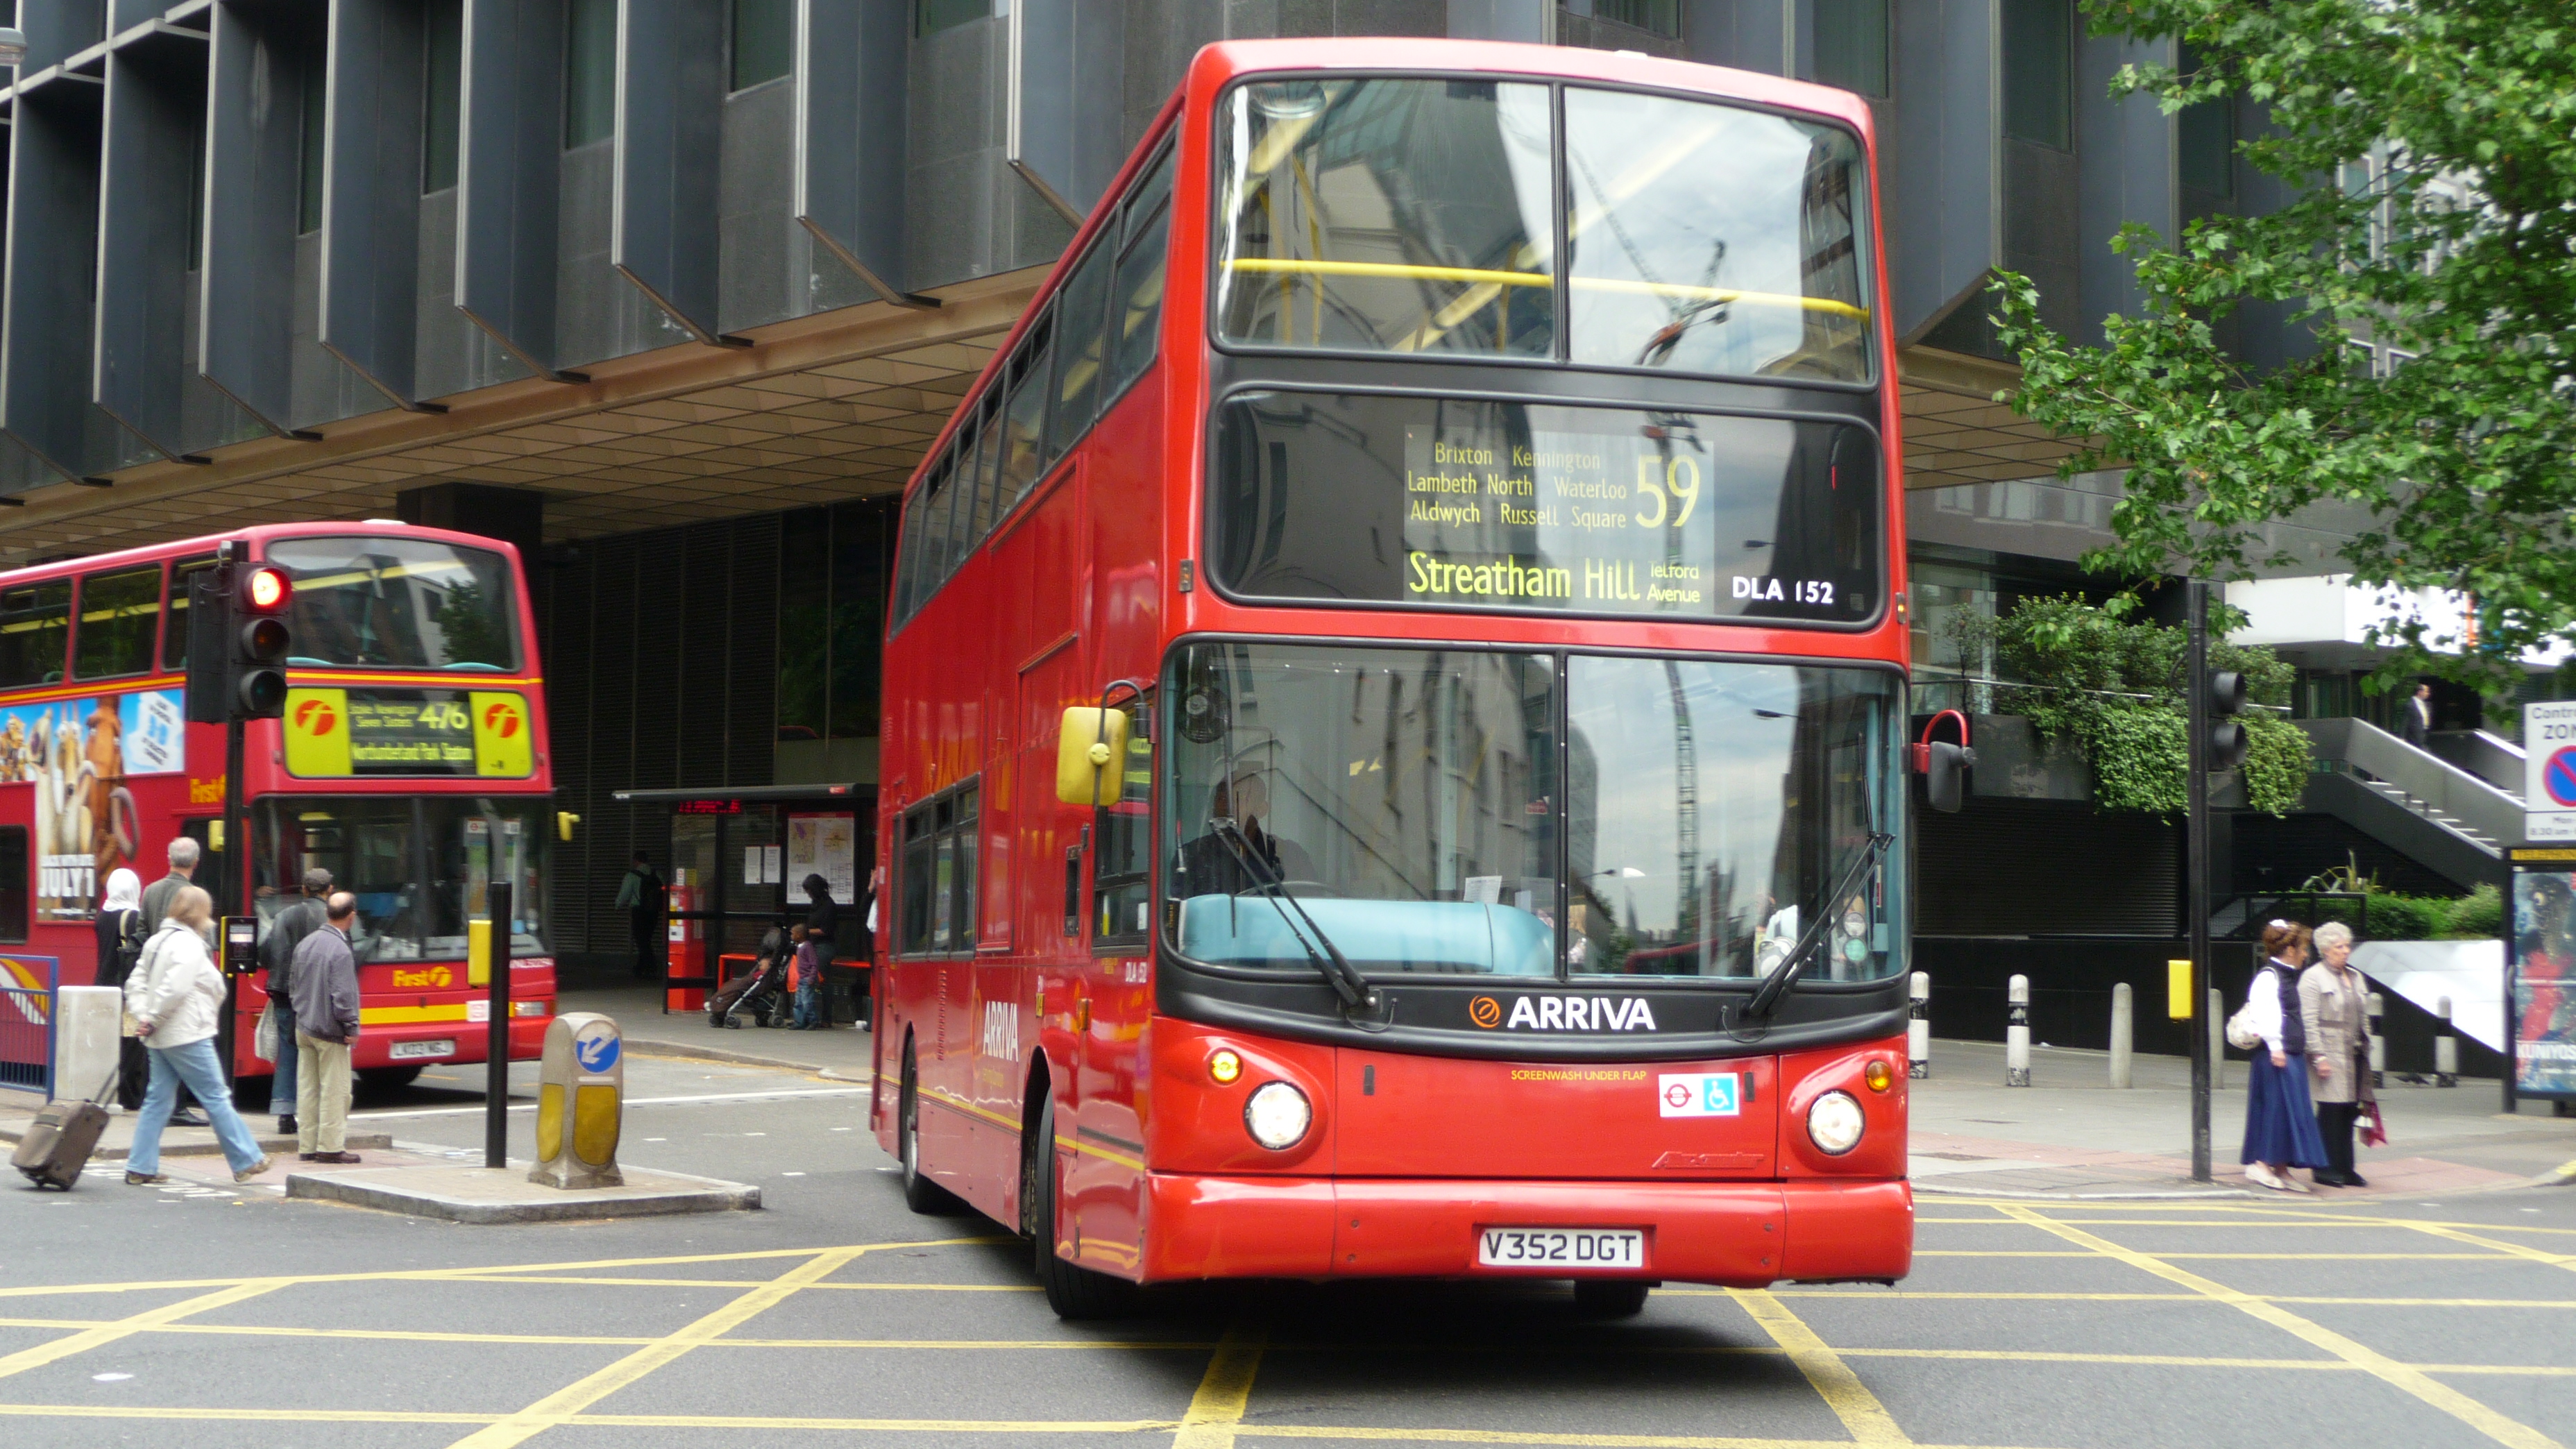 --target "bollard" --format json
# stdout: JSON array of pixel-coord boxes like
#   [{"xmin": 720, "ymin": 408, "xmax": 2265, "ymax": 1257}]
[
  {"xmin": 2109, "ymin": 983, "xmax": 2134, "ymax": 1089},
  {"xmin": 530, "ymin": 1013, "xmax": 625, "ymax": 1189},
  {"xmin": 1908, "ymin": 972, "xmax": 1931, "ymax": 1079},
  {"xmin": 2434, "ymin": 994, "xmax": 2458, "ymax": 1087},
  {"xmin": 2366, "ymin": 991, "xmax": 2386, "ymax": 1089},
  {"xmin": 2006, "ymin": 975, "xmax": 2031, "ymax": 1087},
  {"xmin": 2208, "ymin": 988, "xmax": 2226, "ymax": 1092}
]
